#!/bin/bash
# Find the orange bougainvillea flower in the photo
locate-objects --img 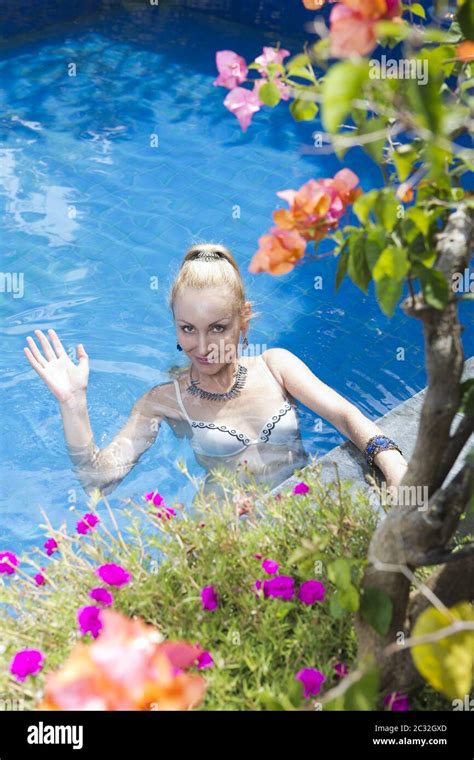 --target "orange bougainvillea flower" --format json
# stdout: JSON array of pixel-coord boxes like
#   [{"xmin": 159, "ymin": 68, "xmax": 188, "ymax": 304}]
[
  {"xmin": 302, "ymin": 0, "xmax": 327, "ymax": 9},
  {"xmin": 249, "ymin": 227, "xmax": 307, "ymax": 275},
  {"xmin": 330, "ymin": 0, "xmax": 401, "ymax": 57},
  {"xmin": 38, "ymin": 610, "xmax": 206, "ymax": 711},
  {"xmin": 456, "ymin": 41, "xmax": 474, "ymax": 62},
  {"xmin": 396, "ymin": 185, "xmax": 414, "ymax": 203}
]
